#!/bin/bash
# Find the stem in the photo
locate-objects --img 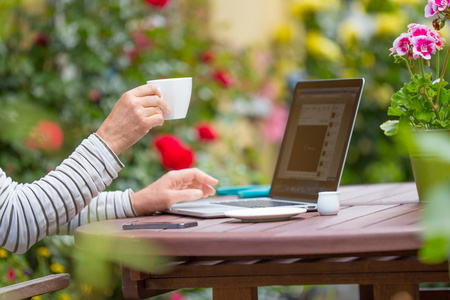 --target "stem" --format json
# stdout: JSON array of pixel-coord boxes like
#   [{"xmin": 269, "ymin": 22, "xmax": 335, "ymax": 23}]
[
  {"xmin": 420, "ymin": 59, "xmax": 426, "ymax": 78},
  {"xmin": 403, "ymin": 58, "xmax": 414, "ymax": 80},
  {"xmin": 436, "ymin": 51, "xmax": 440, "ymax": 80},
  {"xmin": 437, "ymin": 46, "xmax": 450, "ymax": 110}
]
